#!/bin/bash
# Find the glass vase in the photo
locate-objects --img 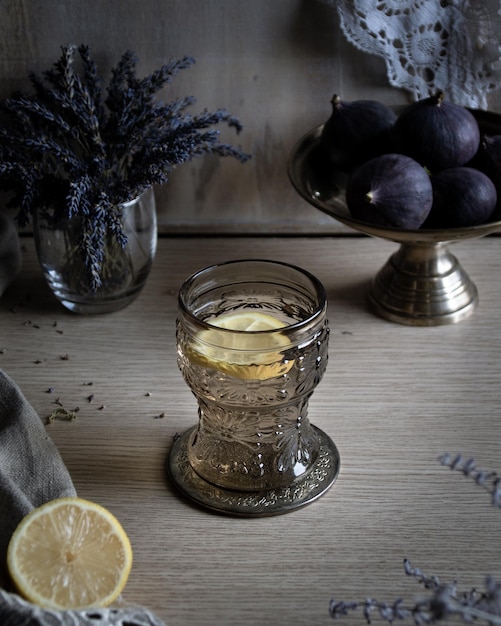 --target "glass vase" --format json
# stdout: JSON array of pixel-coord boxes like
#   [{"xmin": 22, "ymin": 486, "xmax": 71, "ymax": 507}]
[{"xmin": 33, "ymin": 189, "xmax": 157, "ymax": 314}]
